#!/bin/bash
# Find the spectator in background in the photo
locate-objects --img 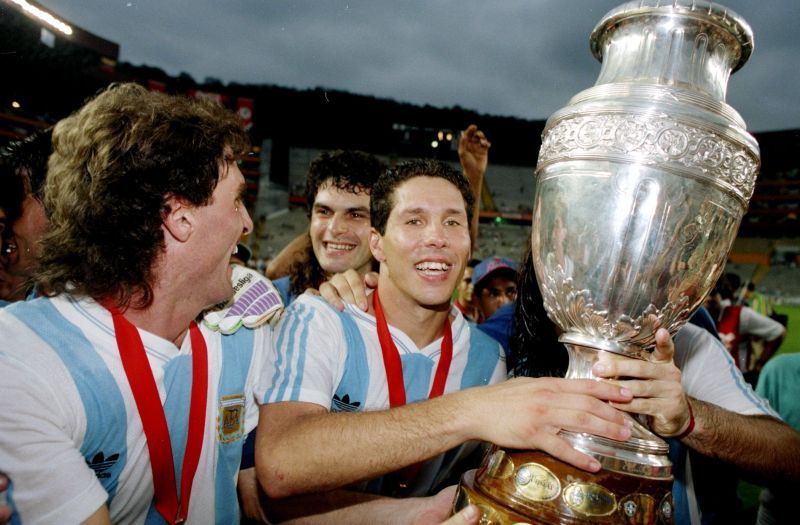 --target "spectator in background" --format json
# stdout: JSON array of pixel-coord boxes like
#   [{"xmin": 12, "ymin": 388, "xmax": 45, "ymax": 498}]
[
  {"xmin": 272, "ymin": 149, "xmax": 386, "ymax": 305},
  {"xmin": 742, "ymin": 281, "xmax": 774, "ymax": 317},
  {"xmin": 705, "ymin": 273, "xmax": 786, "ymax": 385},
  {"xmin": 756, "ymin": 353, "xmax": 800, "ymax": 524},
  {"xmin": 472, "ymin": 255, "xmax": 518, "ymax": 323},
  {"xmin": 0, "ymin": 161, "xmax": 24, "ymax": 278},
  {"xmin": 453, "ymin": 257, "xmax": 480, "ymax": 322},
  {"xmin": 0, "ymin": 129, "xmax": 51, "ymax": 303}
]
